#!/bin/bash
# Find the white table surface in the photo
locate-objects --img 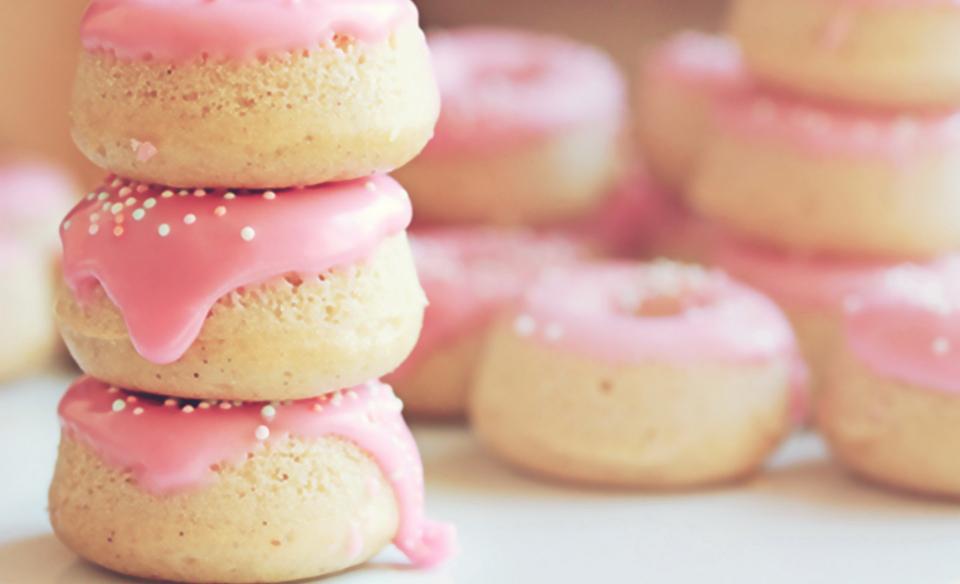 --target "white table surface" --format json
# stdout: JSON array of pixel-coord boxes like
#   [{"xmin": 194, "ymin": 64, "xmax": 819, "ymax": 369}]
[{"xmin": 2, "ymin": 372, "xmax": 959, "ymax": 584}]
